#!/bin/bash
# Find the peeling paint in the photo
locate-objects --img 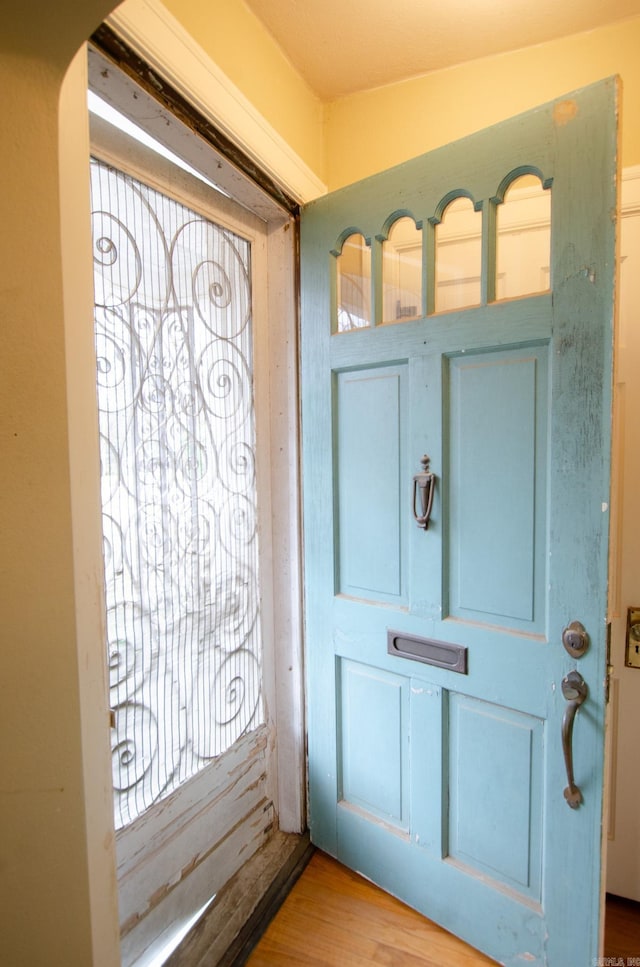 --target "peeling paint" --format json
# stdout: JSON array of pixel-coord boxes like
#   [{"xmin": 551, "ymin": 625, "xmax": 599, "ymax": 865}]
[
  {"xmin": 148, "ymin": 881, "xmax": 171, "ymax": 910},
  {"xmin": 553, "ymin": 99, "xmax": 578, "ymax": 126},
  {"xmin": 121, "ymin": 910, "xmax": 142, "ymax": 936},
  {"xmin": 147, "ymin": 71, "xmax": 164, "ymax": 94},
  {"xmin": 581, "ymin": 266, "xmax": 596, "ymax": 283},
  {"xmin": 181, "ymin": 855, "xmax": 198, "ymax": 880},
  {"xmin": 602, "ymin": 502, "xmax": 609, "ymax": 513}
]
